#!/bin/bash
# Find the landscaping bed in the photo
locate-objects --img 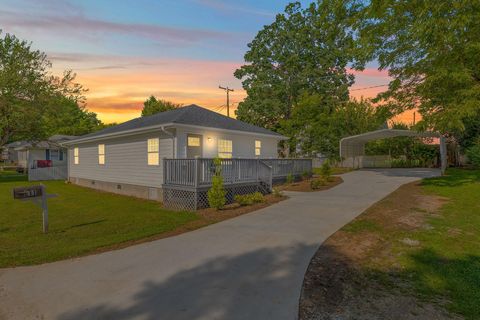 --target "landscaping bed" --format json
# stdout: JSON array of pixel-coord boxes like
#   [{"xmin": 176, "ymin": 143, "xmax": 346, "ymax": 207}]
[
  {"xmin": 277, "ymin": 176, "xmax": 343, "ymax": 192},
  {"xmin": 299, "ymin": 169, "xmax": 480, "ymax": 320}
]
